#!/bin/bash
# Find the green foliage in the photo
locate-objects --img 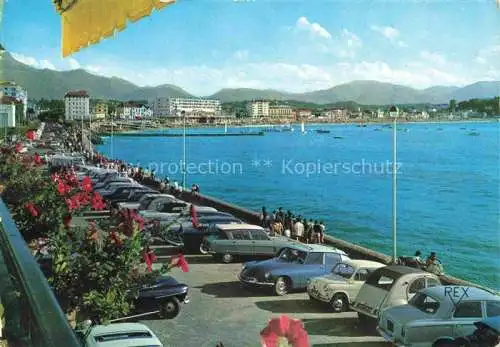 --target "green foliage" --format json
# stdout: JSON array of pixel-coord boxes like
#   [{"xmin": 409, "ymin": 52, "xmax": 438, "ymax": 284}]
[
  {"xmin": 449, "ymin": 99, "xmax": 457, "ymax": 112},
  {"xmin": 457, "ymin": 97, "xmax": 499, "ymax": 115}
]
